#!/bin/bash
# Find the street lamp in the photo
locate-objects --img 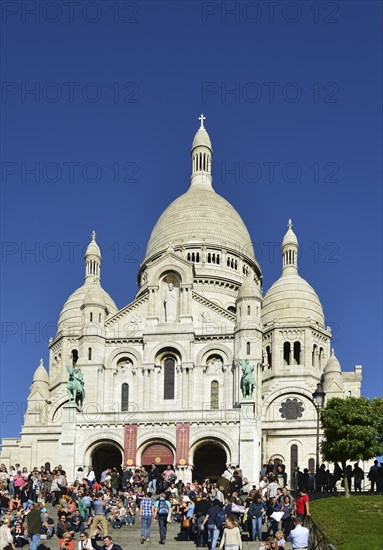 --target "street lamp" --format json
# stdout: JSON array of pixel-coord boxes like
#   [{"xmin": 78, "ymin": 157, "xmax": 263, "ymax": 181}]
[{"xmin": 312, "ymin": 382, "xmax": 326, "ymax": 476}]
